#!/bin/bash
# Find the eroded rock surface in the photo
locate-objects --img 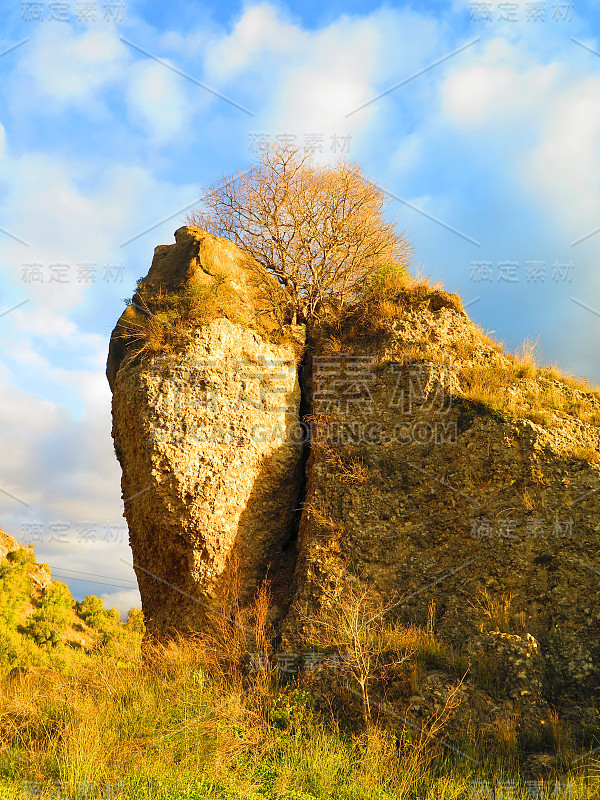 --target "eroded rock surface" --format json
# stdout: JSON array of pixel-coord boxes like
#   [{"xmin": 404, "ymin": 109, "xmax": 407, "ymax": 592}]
[
  {"xmin": 0, "ymin": 527, "xmax": 51, "ymax": 590},
  {"xmin": 283, "ymin": 294, "xmax": 600, "ymax": 699},
  {"xmin": 0, "ymin": 528, "xmax": 23, "ymax": 562},
  {"xmin": 108, "ymin": 227, "xmax": 305, "ymax": 636},
  {"xmin": 108, "ymin": 228, "xmax": 600, "ymax": 752}
]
